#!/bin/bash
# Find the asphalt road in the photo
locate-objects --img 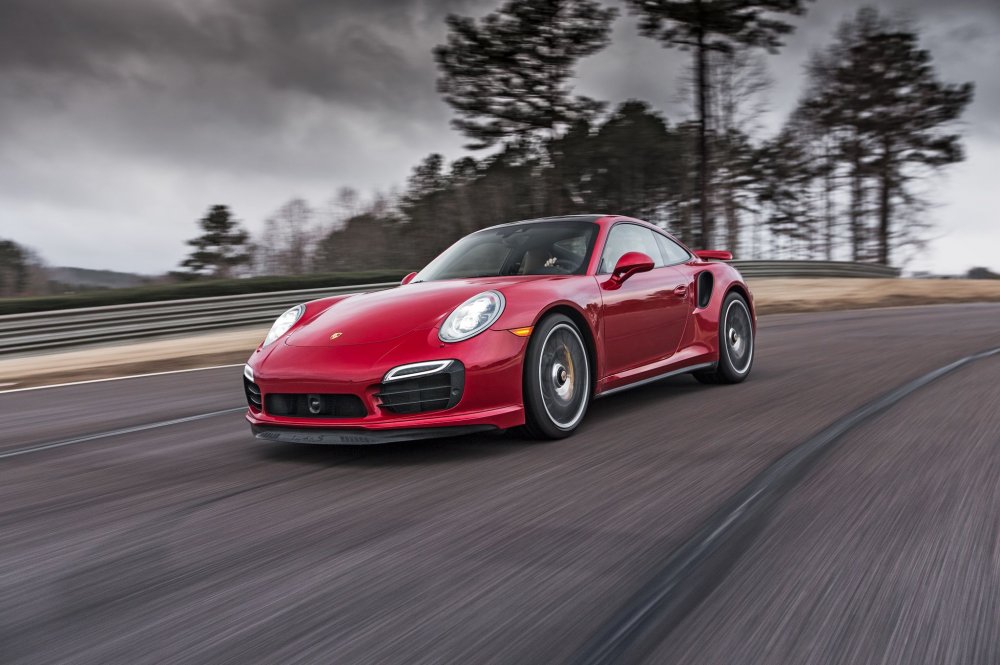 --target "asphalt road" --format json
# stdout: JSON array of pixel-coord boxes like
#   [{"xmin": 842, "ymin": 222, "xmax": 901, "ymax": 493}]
[{"xmin": 1, "ymin": 303, "xmax": 998, "ymax": 664}]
